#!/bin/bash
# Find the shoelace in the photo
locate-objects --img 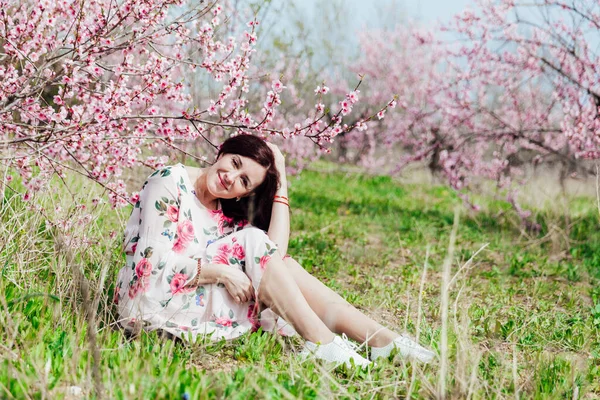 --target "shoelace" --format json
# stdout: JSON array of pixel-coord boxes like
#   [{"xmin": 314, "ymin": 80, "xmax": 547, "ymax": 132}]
[
  {"xmin": 340, "ymin": 333, "xmax": 363, "ymax": 353},
  {"xmin": 395, "ymin": 335, "xmax": 420, "ymax": 349}
]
